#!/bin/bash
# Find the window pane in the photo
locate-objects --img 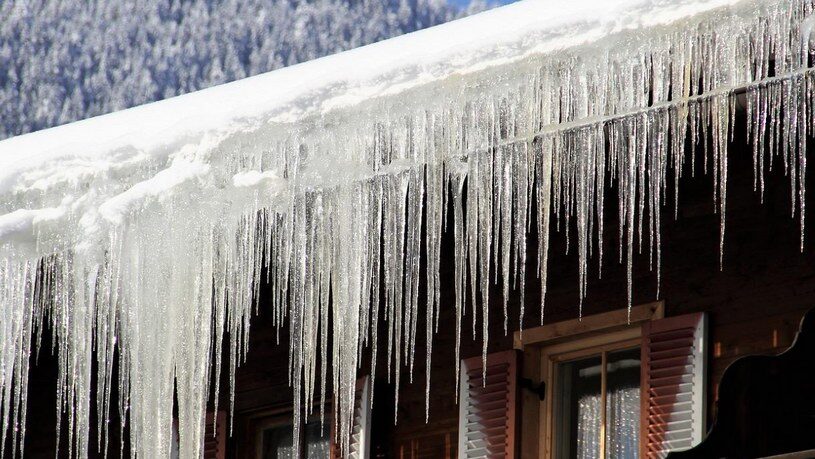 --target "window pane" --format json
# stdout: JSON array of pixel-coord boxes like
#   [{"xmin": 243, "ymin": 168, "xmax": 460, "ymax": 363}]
[
  {"xmin": 555, "ymin": 355, "xmax": 603, "ymax": 459},
  {"xmin": 303, "ymin": 421, "xmax": 330, "ymax": 459},
  {"xmin": 262, "ymin": 424, "xmax": 295, "ymax": 459},
  {"xmin": 262, "ymin": 420, "xmax": 330, "ymax": 459},
  {"xmin": 605, "ymin": 348, "xmax": 641, "ymax": 459}
]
